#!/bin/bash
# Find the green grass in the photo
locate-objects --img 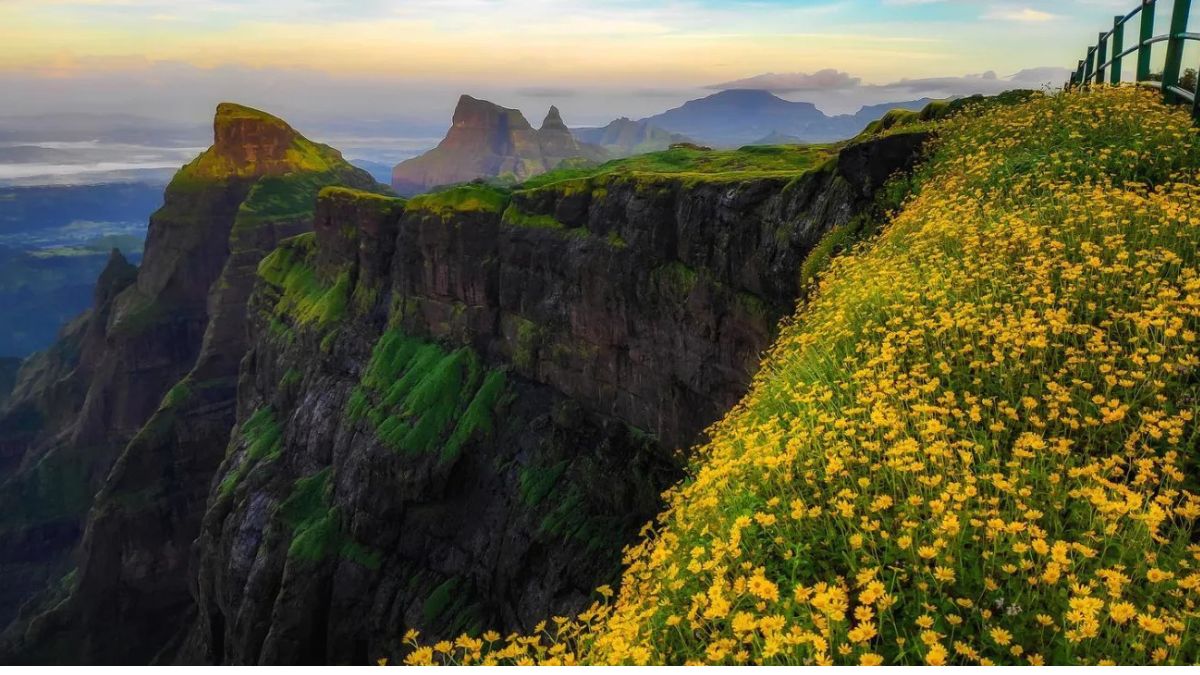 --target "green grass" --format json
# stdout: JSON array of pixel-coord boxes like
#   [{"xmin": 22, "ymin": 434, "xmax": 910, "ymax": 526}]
[
  {"xmin": 519, "ymin": 143, "xmax": 836, "ymax": 191},
  {"xmin": 257, "ymin": 233, "xmax": 350, "ymax": 328},
  {"xmin": 218, "ymin": 406, "xmax": 284, "ymax": 497},
  {"xmin": 349, "ymin": 329, "xmax": 509, "ymax": 460},
  {"xmin": 278, "ymin": 467, "xmax": 382, "ymax": 567},
  {"xmin": 279, "ymin": 468, "xmax": 338, "ymax": 561},
  {"xmin": 518, "ymin": 460, "xmax": 568, "ymax": 507},
  {"xmin": 406, "ymin": 183, "xmax": 511, "ymax": 217},
  {"xmin": 501, "ymin": 204, "xmax": 569, "ymax": 230}
]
